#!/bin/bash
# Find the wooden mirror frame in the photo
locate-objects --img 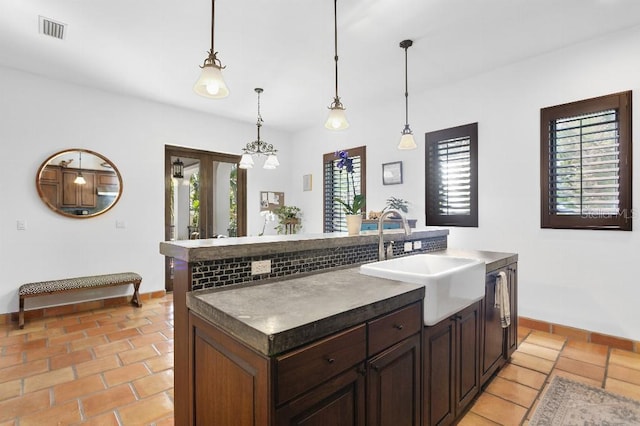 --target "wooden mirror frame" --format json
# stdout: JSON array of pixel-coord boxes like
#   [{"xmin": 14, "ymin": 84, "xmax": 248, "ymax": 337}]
[{"xmin": 36, "ymin": 149, "xmax": 123, "ymax": 219}]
